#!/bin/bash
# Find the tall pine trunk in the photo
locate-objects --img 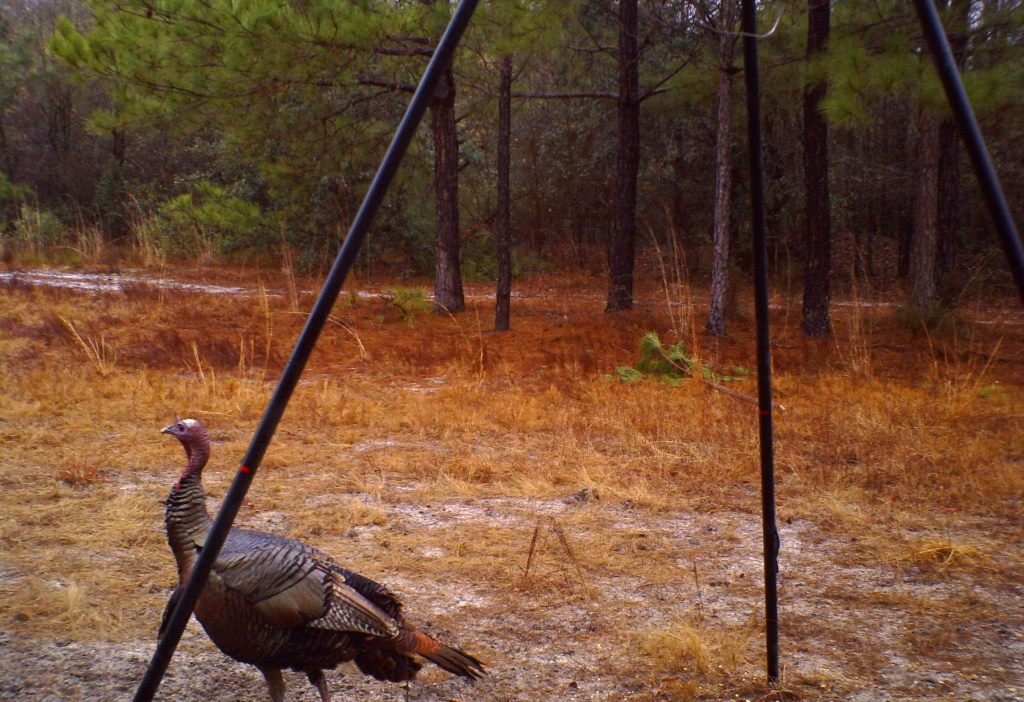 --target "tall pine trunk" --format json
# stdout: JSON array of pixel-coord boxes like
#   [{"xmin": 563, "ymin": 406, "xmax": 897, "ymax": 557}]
[
  {"xmin": 936, "ymin": 0, "xmax": 970, "ymax": 294},
  {"xmin": 706, "ymin": 0, "xmax": 738, "ymax": 337},
  {"xmin": 607, "ymin": 0, "xmax": 639, "ymax": 312},
  {"xmin": 495, "ymin": 56, "xmax": 513, "ymax": 331},
  {"xmin": 910, "ymin": 108, "xmax": 941, "ymax": 314},
  {"xmin": 800, "ymin": 0, "xmax": 832, "ymax": 338},
  {"xmin": 431, "ymin": 61, "xmax": 465, "ymax": 313},
  {"xmin": 936, "ymin": 118, "xmax": 959, "ymax": 292}
]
